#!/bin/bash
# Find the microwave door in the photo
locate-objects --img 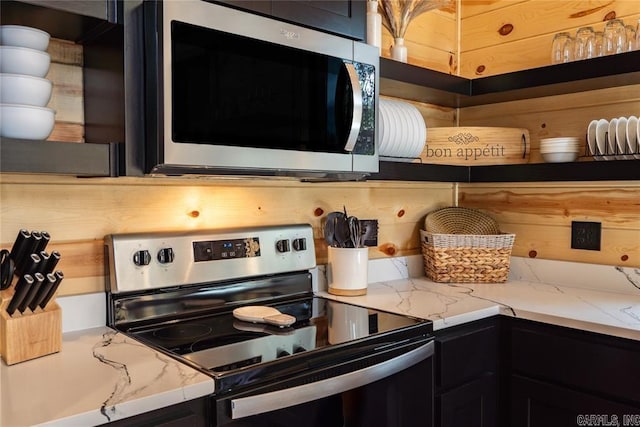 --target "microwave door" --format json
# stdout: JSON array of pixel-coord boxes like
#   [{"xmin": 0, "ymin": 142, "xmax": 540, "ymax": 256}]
[{"xmin": 341, "ymin": 62, "xmax": 363, "ymax": 153}]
